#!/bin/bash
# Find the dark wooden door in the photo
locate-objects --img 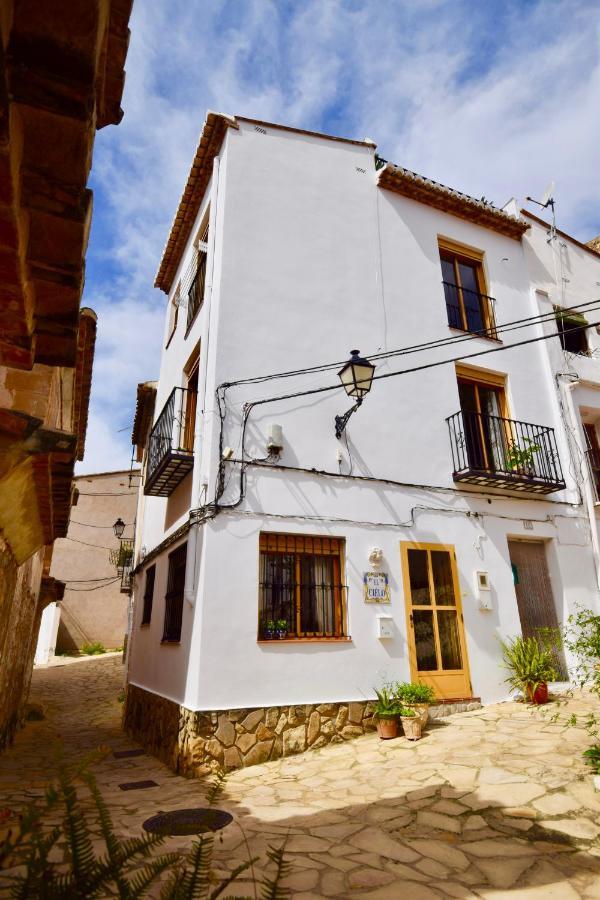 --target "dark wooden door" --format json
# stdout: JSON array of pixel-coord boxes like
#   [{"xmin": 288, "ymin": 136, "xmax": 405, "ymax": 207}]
[{"xmin": 507, "ymin": 540, "xmax": 568, "ymax": 679}]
